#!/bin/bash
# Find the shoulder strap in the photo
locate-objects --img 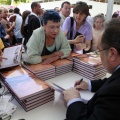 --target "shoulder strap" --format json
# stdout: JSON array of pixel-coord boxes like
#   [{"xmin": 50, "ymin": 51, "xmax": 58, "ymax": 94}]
[
  {"xmin": 69, "ymin": 17, "xmax": 74, "ymax": 51},
  {"xmin": 70, "ymin": 17, "xmax": 74, "ymax": 39}
]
